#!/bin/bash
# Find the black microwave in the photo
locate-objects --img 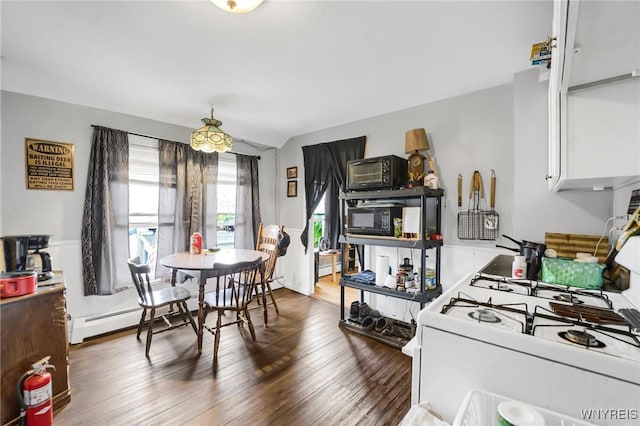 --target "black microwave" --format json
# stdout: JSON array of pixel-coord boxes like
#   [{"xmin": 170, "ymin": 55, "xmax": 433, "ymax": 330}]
[
  {"xmin": 346, "ymin": 155, "xmax": 408, "ymax": 191},
  {"xmin": 347, "ymin": 206, "xmax": 403, "ymax": 236}
]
